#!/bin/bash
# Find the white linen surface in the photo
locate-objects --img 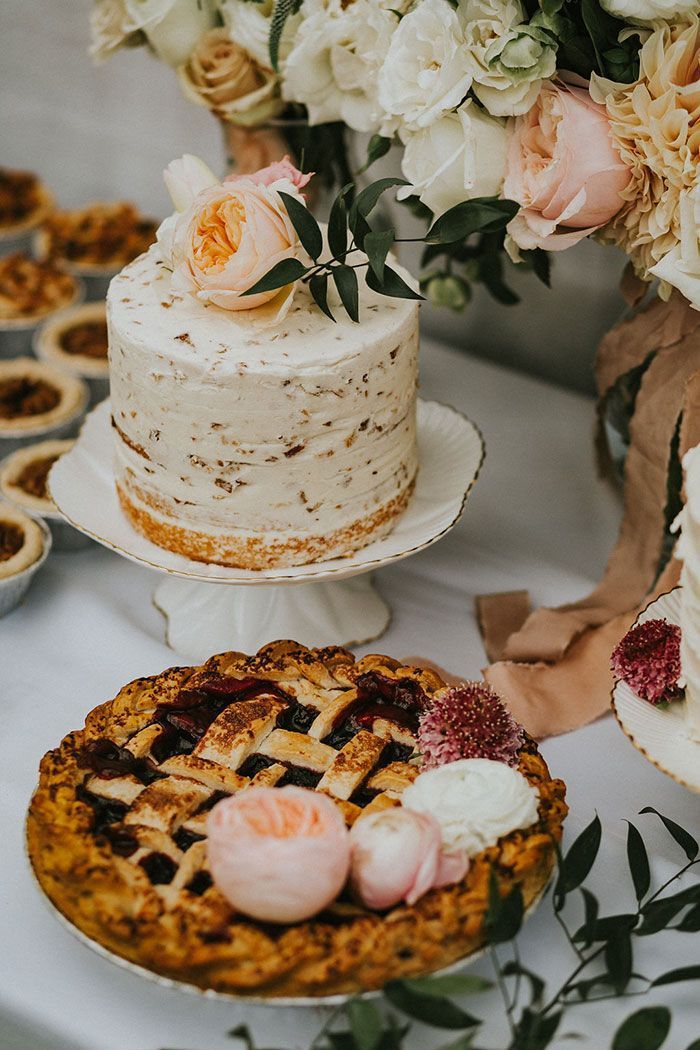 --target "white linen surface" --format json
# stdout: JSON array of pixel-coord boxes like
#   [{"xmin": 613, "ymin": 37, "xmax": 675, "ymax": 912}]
[{"xmin": 2, "ymin": 340, "xmax": 699, "ymax": 1050}]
